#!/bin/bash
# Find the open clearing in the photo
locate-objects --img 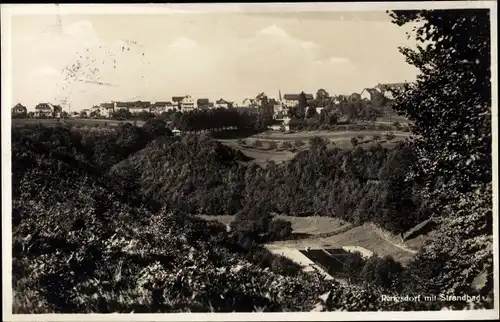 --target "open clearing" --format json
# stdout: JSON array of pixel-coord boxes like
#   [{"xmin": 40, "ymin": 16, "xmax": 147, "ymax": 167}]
[
  {"xmin": 251, "ymin": 130, "xmax": 411, "ymax": 141},
  {"xmin": 199, "ymin": 215, "xmax": 429, "ymax": 265},
  {"xmin": 220, "ymin": 130, "xmax": 411, "ymax": 165},
  {"xmin": 12, "ymin": 118, "xmax": 145, "ymax": 127},
  {"xmin": 268, "ymin": 223, "xmax": 427, "ymax": 265},
  {"xmin": 199, "ymin": 215, "xmax": 350, "ymax": 235}
]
